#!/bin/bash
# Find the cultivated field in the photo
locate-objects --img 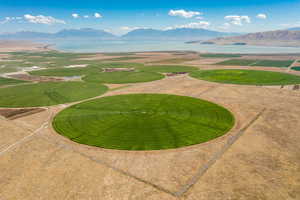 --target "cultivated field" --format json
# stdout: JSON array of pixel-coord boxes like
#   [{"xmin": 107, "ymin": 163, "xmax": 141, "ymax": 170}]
[{"xmin": 1, "ymin": 50, "xmax": 300, "ymax": 200}]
